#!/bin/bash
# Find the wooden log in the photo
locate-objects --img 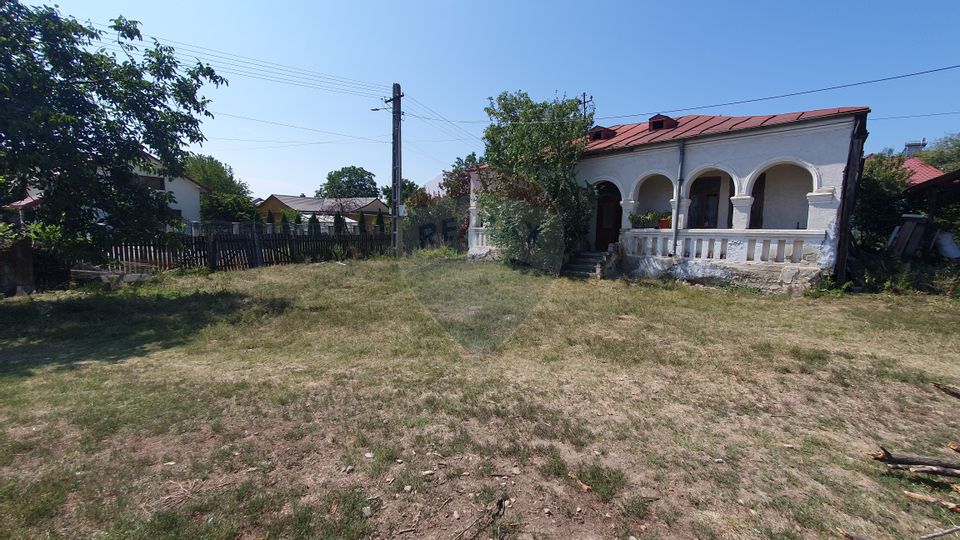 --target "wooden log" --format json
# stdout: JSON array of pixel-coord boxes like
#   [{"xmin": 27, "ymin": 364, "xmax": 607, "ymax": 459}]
[
  {"xmin": 904, "ymin": 490, "xmax": 960, "ymax": 512},
  {"xmin": 908, "ymin": 465, "xmax": 960, "ymax": 478},
  {"xmin": 934, "ymin": 383, "xmax": 960, "ymax": 401},
  {"xmin": 867, "ymin": 447, "xmax": 960, "ymax": 470},
  {"xmin": 948, "ymin": 441, "xmax": 960, "ymax": 454},
  {"xmin": 923, "ymin": 525, "xmax": 960, "ymax": 540}
]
